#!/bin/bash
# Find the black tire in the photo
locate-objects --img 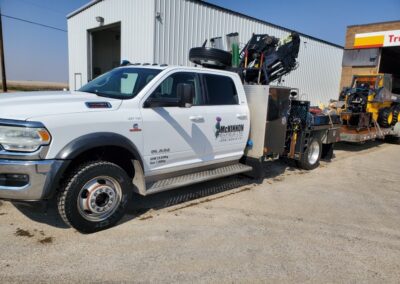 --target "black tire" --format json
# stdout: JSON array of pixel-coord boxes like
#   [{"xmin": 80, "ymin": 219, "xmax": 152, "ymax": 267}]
[
  {"xmin": 189, "ymin": 47, "xmax": 232, "ymax": 67},
  {"xmin": 296, "ymin": 137, "xmax": 322, "ymax": 170},
  {"xmin": 378, "ymin": 107, "xmax": 393, "ymax": 128},
  {"xmin": 392, "ymin": 105, "xmax": 400, "ymax": 125},
  {"xmin": 57, "ymin": 161, "xmax": 132, "ymax": 234}
]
